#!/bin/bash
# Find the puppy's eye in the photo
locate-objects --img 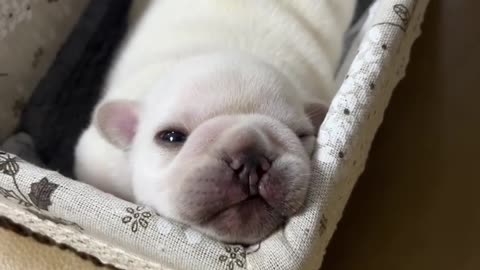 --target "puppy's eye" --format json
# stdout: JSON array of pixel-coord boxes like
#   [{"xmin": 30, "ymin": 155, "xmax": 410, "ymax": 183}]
[
  {"xmin": 297, "ymin": 132, "xmax": 311, "ymax": 140},
  {"xmin": 155, "ymin": 130, "xmax": 187, "ymax": 144},
  {"xmin": 297, "ymin": 133, "xmax": 307, "ymax": 139}
]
